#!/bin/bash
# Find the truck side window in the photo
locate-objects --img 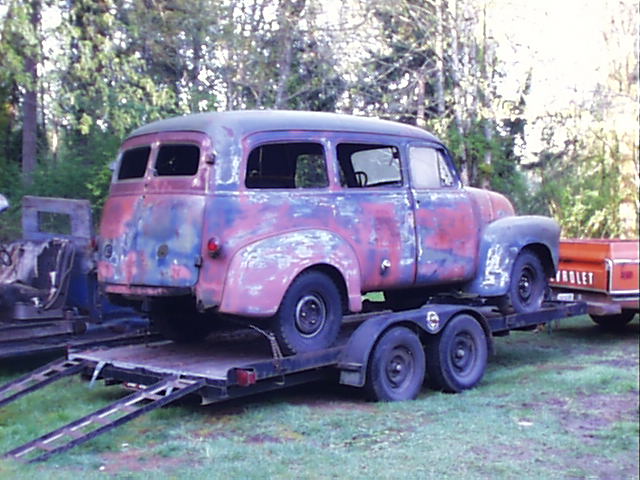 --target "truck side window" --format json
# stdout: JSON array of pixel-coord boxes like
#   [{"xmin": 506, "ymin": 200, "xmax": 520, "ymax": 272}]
[
  {"xmin": 117, "ymin": 146, "xmax": 151, "ymax": 180},
  {"xmin": 409, "ymin": 147, "xmax": 455, "ymax": 189},
  {"xmin": 337, "ymin": 144, "xmax": 402, "ymax": 188},
  {"xmin": 155, "ymin": 144, "xmax": 200, "ymax": 176},
  {"xmin": 246, "ymin": 142, "xmax": 328, "ymax": 189}
]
